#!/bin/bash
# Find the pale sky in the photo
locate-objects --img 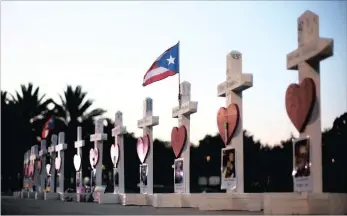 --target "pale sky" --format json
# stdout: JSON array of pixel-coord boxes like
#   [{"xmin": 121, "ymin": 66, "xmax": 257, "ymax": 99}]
[{"xmin": 1, "ymin": 1, "xmax": 346, "ymax": 146}]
